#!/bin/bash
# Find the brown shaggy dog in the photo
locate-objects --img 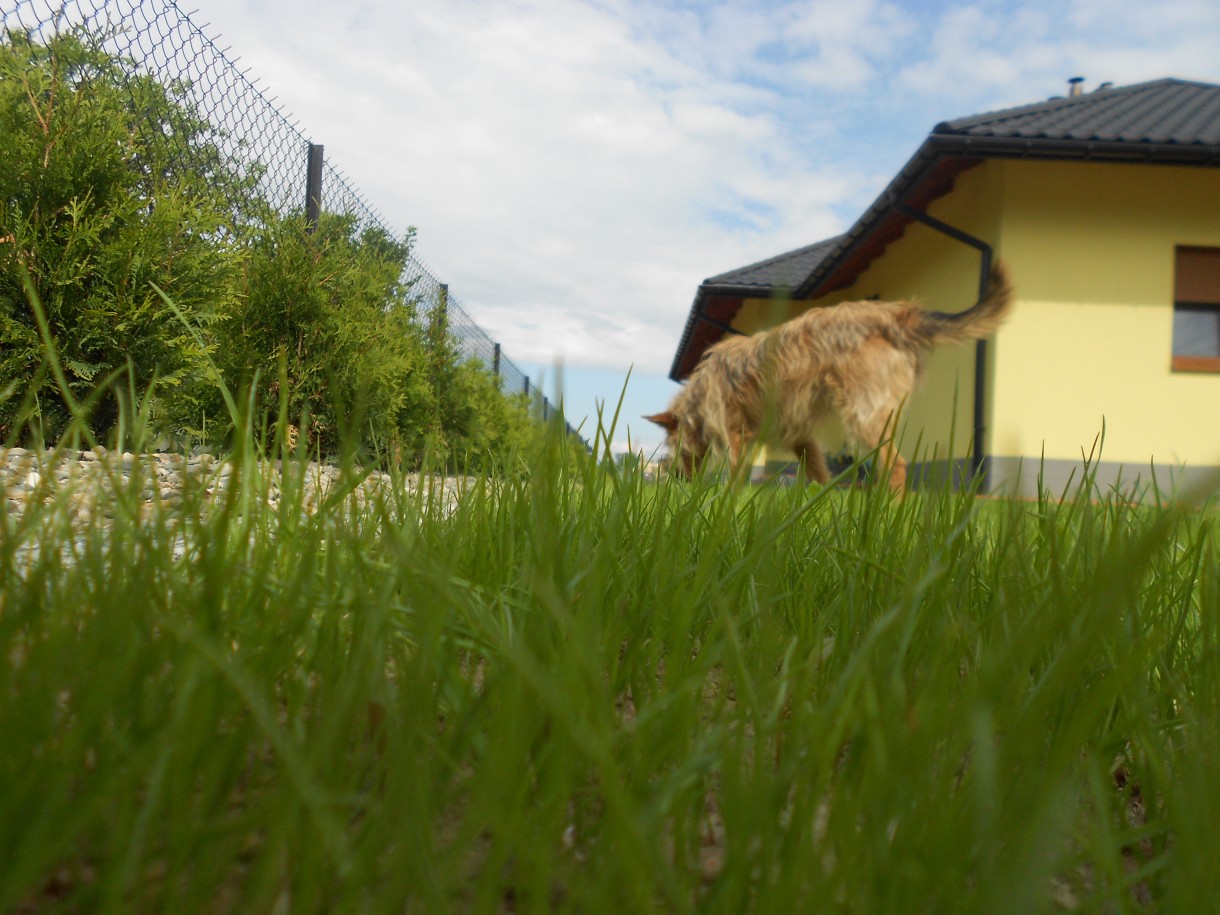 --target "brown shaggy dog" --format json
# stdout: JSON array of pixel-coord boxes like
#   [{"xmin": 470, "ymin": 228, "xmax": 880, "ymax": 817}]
[{"xmin": 647, "ymin": 262, "xmax": 1014, "ymax": 491}]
